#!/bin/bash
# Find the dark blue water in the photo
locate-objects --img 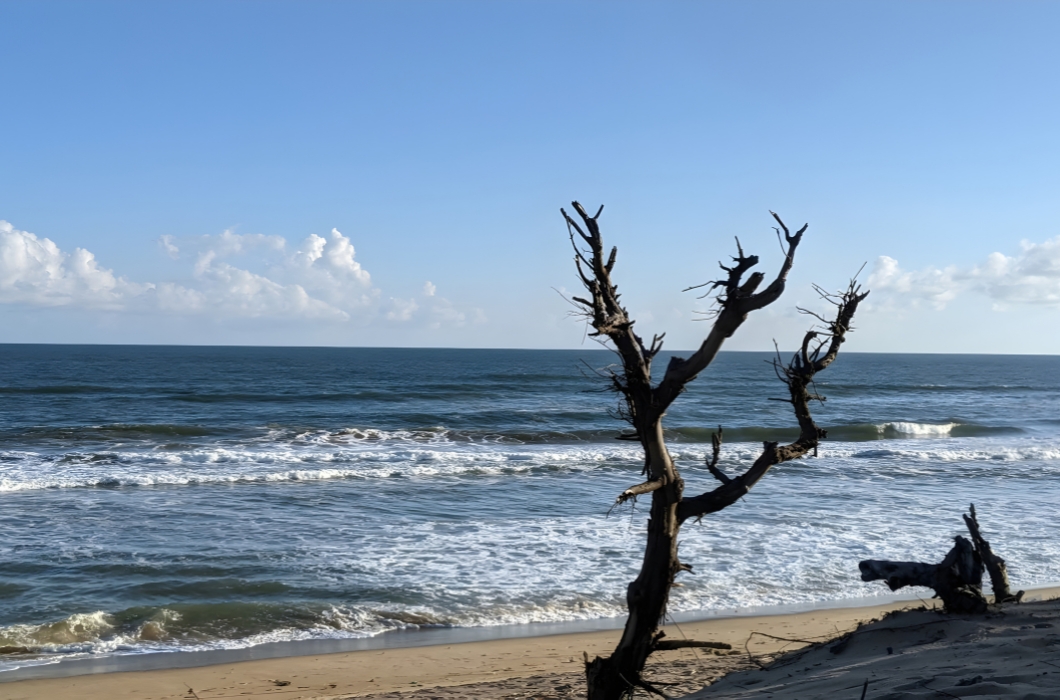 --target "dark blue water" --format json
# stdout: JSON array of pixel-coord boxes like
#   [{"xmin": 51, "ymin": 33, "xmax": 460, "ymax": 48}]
[{"xmin": 1, "ymin": 346, "xmax": 1058, "ymax": 671}]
